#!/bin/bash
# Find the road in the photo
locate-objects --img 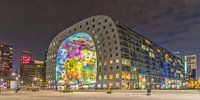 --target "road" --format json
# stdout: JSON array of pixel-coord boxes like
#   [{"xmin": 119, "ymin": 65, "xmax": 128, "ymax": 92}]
[{"xmin": 0, "ymin": 90, "xmax": 200, "ymax": 100}]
